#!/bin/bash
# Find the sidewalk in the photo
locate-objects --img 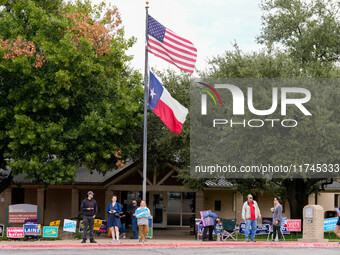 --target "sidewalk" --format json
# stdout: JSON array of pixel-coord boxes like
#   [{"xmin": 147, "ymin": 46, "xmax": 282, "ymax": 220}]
[{"xmin": 0, "ymin": 229, "xmax": 339, "ymax": 249}]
